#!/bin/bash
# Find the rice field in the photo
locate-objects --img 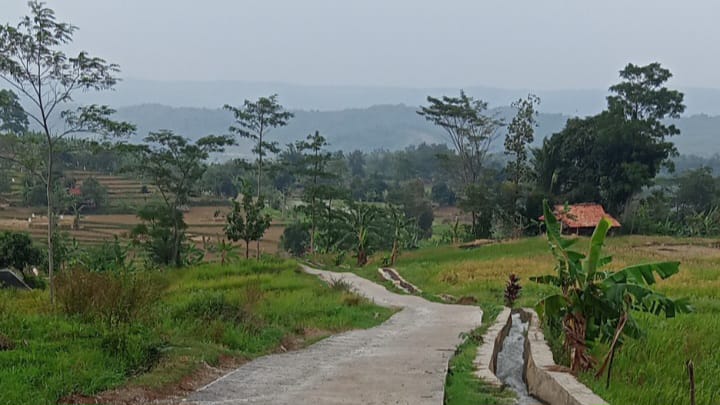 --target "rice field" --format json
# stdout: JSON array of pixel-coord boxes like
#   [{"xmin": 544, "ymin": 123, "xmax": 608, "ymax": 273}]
[{"xmin": 348, "ymin": 235, "xmax": 720, "ymax": 405}]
